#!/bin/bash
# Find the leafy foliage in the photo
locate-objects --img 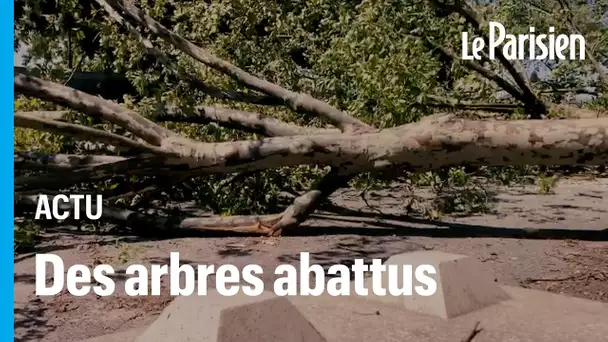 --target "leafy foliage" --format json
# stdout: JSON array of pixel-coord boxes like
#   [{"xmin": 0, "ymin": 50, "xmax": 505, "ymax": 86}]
[{"xmin": 13, "ymin": 0, "xmax": 607, "ymax": 240}]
